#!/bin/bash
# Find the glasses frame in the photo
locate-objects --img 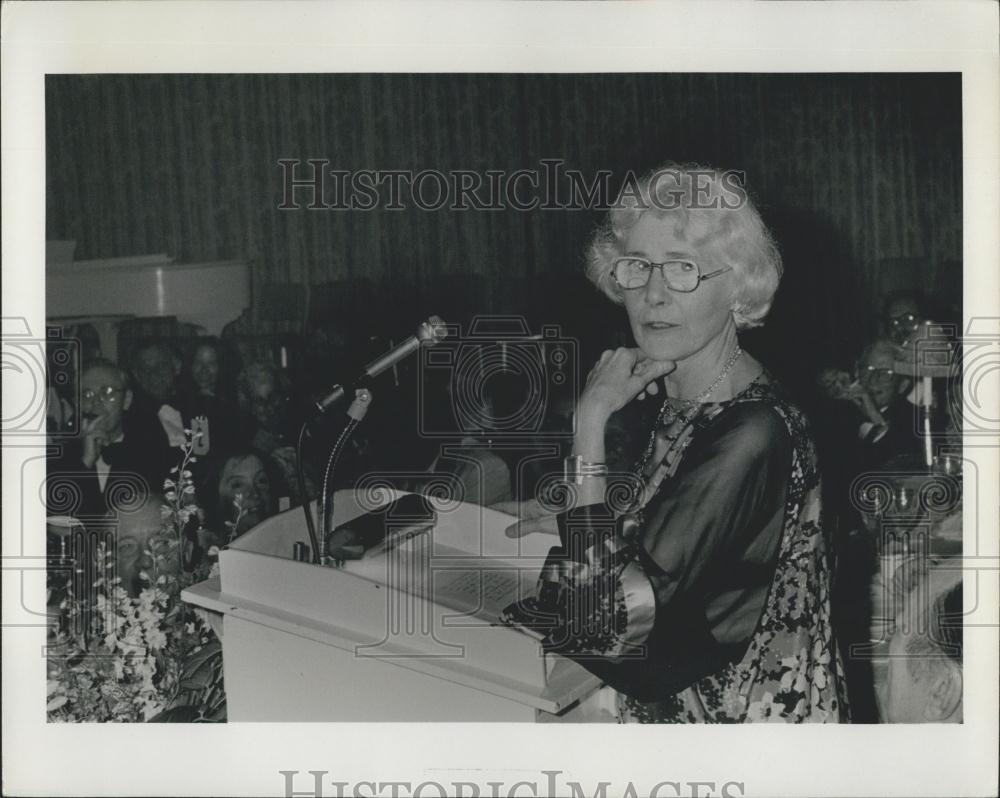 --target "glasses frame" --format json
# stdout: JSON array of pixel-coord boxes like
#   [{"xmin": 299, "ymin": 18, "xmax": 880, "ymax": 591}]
[
  {"xmin": 610, "ymin": 257, "xmax": 732, "ymax": 293},
  {"xmin": 861, "ymin": 365, "xmax": 897, "ymax": 379},
  {"xmin": 81, "ymin": 385, "xmax": 125, "ymax": 404}
]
